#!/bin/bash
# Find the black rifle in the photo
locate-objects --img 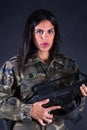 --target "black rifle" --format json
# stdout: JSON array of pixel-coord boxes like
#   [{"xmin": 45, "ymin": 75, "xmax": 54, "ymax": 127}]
[{"xmin": 26, "ymin": 72, "xmax": 87, "ymax": 123}]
